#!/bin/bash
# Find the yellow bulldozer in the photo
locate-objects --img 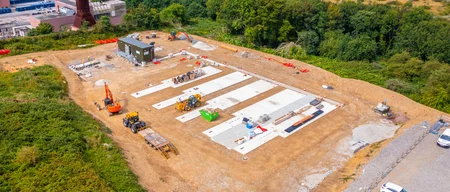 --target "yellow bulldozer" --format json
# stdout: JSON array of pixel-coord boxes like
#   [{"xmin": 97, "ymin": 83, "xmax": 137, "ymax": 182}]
[{"xmin": 175, "ymin": 94, "xmax": 202, "ymax": 112}]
